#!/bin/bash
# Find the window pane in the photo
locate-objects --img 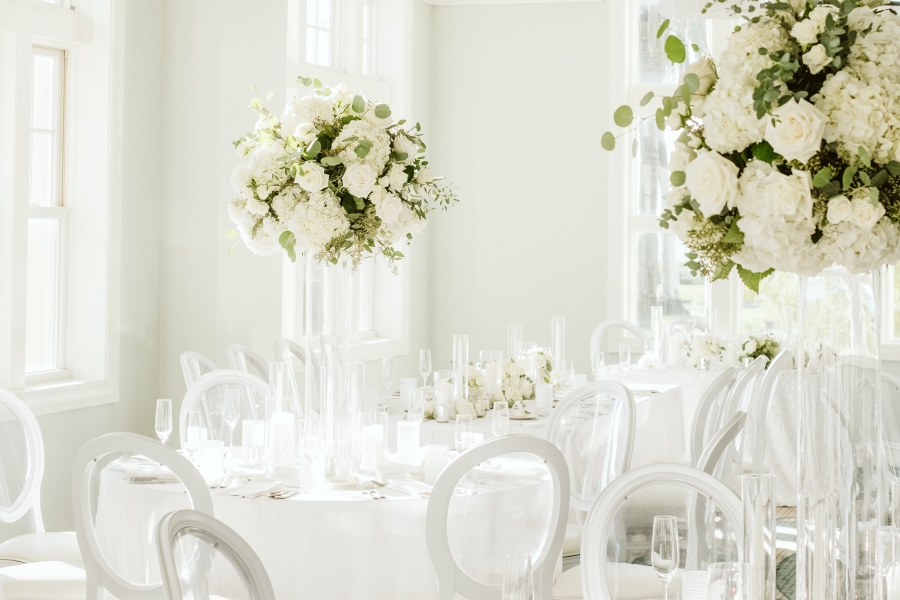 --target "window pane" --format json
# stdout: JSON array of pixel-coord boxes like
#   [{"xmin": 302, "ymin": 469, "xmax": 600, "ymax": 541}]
[
  {"xmin": 362, "ymin": 43, "xmax": 370, "ymax": 76},
  {"xmin": 740, "ymin": 272, "xmax": 799, "ymax": 335},
  {"xmin": 363, "ymin": 6, "xmax": 370, "ymax": 40},
  {"xmin": 317, "ymin": 32, "xmax": 331, "ymax": 67},
  {"xmin": 306, "ymin": 28, "xmax": 318, "ymax": 64},
  {"xmin": 636, "ymin": 0, "xmax": 706, "ymax": 84},
  {"xmin": 307, "ymin": 0, "xmax": 317, "ymax": 26},
  {"xmin": 25, "ymin": 219, "xmax": 61, "ymax": 373},
  {"xmin": 30, "ymin": 132, "xmax": 54, "ymax": 207},
  {"xmin": 358, "ymin": 258, "xmax": 375, "ymax": 332},
  {"xmin": 634, "ymin": 232, "xmax": 706, "ymax": 330},
  {"xmin": 32, "ymin": 54, "xmax": 56, "ymax": 130},
  {"xmin": 317, "ymin": 0, "xmax": 331, "ymax": 28},
  {"xmin": 636, "ymin": 127, "xmax": 678, "ymax": 216}
]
